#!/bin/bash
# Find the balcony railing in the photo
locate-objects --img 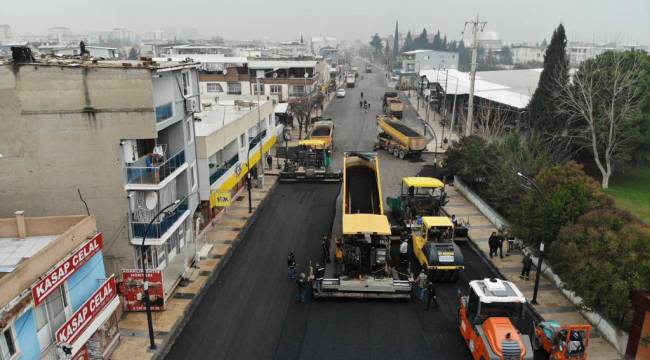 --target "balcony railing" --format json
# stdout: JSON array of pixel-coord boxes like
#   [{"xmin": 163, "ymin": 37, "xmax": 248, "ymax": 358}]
[
  {"xmin": 131, "ymin": 199, "xmax": 189, "ymax": 239},
  {"xmin": 248, "ymin": 129, "xmax": 267, "ymax": 149},
  {"xmin": 155, "ymin": 102, "xmax": 173, "ymax": 123},
  {"xmin": 126, "ymin": 149, "xmax": 186, "ymax": 185},
  {"xmin": 209, "ymin": 153, "xmax": 239, "ymax": 185}
]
